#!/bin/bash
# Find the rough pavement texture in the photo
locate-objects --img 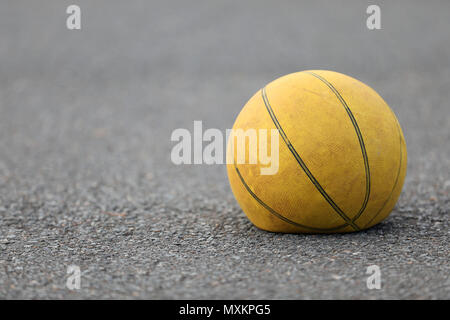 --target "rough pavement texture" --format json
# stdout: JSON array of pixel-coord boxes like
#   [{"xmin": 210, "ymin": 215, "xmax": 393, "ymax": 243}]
[{"xmin": 0, "ymin": 0, "xmax": 448, "ymax": 299}]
